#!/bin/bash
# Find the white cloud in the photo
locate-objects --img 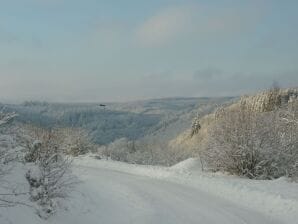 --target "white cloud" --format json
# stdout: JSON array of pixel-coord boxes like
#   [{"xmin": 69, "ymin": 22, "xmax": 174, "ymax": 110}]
[
  {"xmin": 136, "ymin": 3, "xmax": 261, "ymax": 47},
  {"xmin": 136, "ymin": 5, "xmax": 196, "ymax": 47}
]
